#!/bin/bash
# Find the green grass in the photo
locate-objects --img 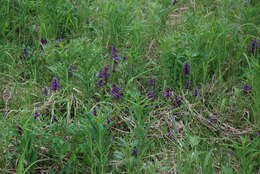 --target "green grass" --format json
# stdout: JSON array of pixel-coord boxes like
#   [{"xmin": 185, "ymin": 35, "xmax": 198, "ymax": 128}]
[{"xmin": 0, "ymin": 0, "xmax": 260, "ymax": 173}]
